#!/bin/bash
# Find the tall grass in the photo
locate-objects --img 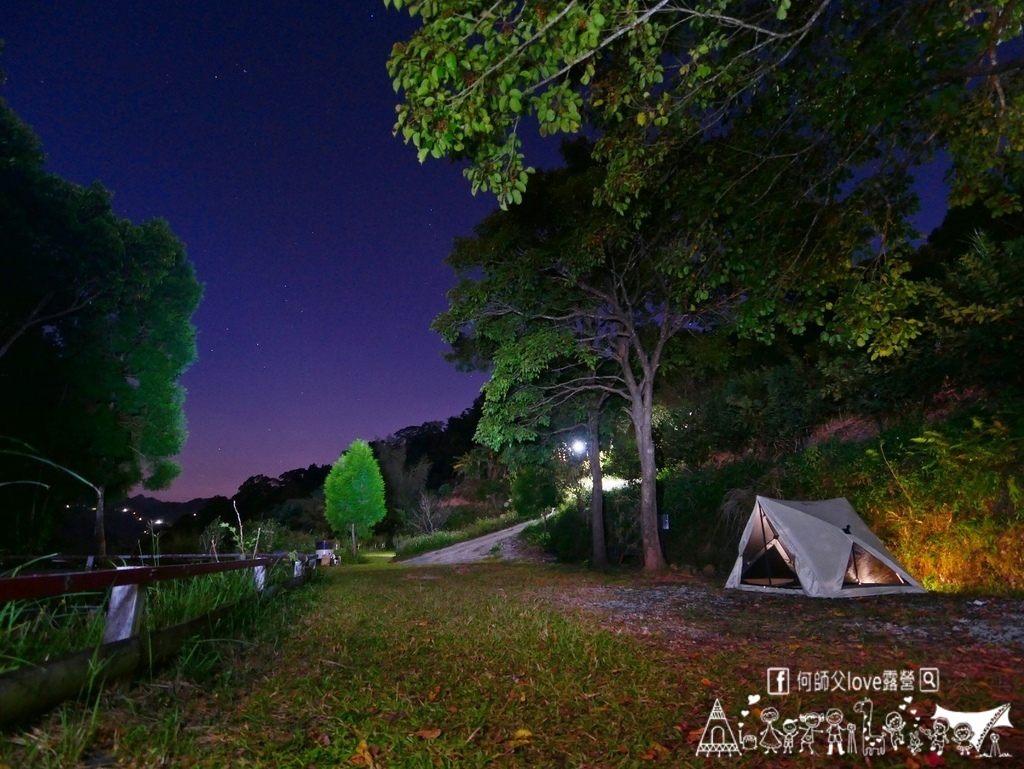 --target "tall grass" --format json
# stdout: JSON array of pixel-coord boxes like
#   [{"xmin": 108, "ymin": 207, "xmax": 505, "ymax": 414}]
[
  {"xmin": 0, "ymin": 559, "xmax": 317, "ymax": 768},
  {"xmin": 0, "ymin": 558, "xmax": 300, "ymax": 674},
  {"xmin": 0, "ymin": 593, "xmax": 108, "ymax": 675}
]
